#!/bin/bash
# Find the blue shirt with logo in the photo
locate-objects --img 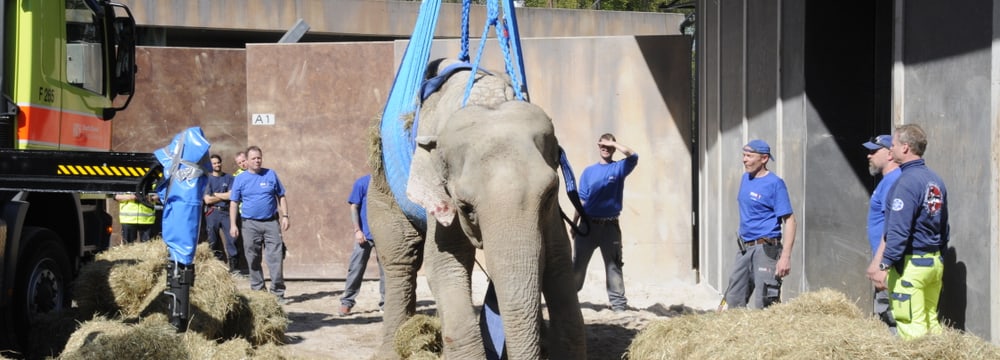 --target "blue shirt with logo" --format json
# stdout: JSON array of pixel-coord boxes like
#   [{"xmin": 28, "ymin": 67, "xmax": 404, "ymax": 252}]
[
  {"xmin": 882, "ymin": 159, "xmax": 949, "ymax": 266},
  {"xmin": 866, "ymin": 168, "xmax": 901, "ymax": 257},
  {"xmin": 579, "ymin": 153, "xmax": 638, "ymax": 218},
  {"xmin": 737, "ymin": 172, "xmax": 793, "ymax": 240},
  {"xmin": 231, "ymin": 168, "xmax": 286, "ymax": 220},
  {"xmin": 348, "ymin": 174, "xmax": 372, "ymax": 240},
  {"xmin": 205, "ymin": 172, "xmax": 234, "ymax": 211}
]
